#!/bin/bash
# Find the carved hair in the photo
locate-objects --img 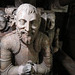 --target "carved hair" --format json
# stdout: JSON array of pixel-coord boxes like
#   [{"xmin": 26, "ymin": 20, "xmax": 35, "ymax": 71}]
[{"xmin": 16, "ymin": 3, "xmax": 37, "ymax": 16}]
